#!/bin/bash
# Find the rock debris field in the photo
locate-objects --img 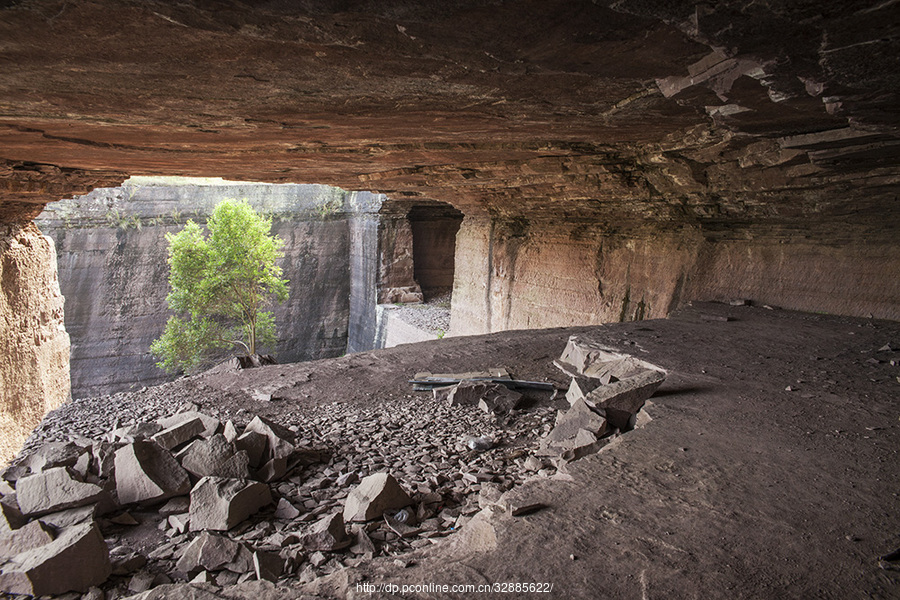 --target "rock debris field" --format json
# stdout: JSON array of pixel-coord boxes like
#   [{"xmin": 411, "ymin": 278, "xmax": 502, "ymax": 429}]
[
  {"xmin": 2, "ymin": 301, "xmax": 899, "ymax": 599},
  {"xmin": 0, "ymin": 336, "xmax": 662, "ymax": 599}
]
